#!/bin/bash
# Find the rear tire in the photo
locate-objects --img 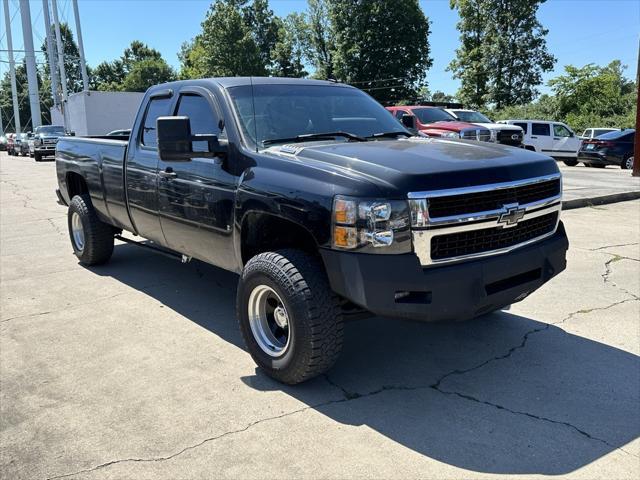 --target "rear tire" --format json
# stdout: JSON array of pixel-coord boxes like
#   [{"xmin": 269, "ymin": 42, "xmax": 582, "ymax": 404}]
[
  {"xmin": 622, "ymin": 155, "xmax": 633, "ymax": 170},
  {"xmin": 68, "ymin": 194, "xmax": 114, "ymax": 265},
  {"xmin": 563, "ymin": 159, "xmax": 578, "ymax": 166},
  {"xmin": 237, "ymin": 249, "xmax": 343, "ymax": 384}
]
